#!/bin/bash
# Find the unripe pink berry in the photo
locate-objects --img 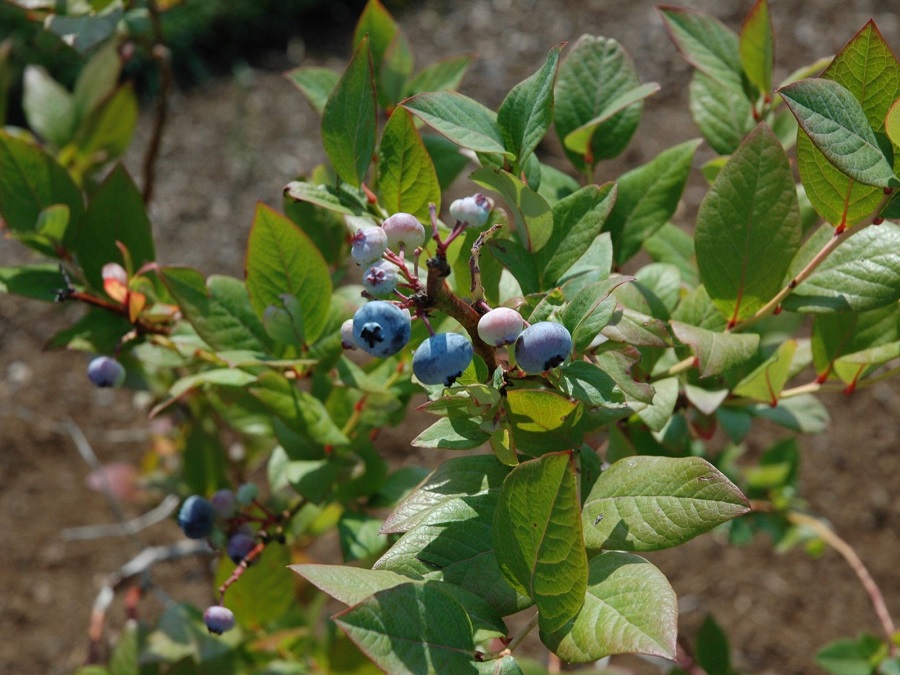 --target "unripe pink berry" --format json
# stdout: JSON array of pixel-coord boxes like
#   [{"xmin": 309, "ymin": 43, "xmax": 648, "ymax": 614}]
[
  {"xmin": 477, "ymin": 307, "xmax": 524, "ymax": 346},
  {"xmin": 381, "ymin": 212, "xmax": 425, "ymax": 251},
  {"xmin": 449, "ymin": 193, "xmax": 493, "ymax": 229},
  {"xmin": 341, "ymin": 319, "xmax": 358, "ymax": 350},
  {"xmin": 350, "ymin": 227, "xmax": 388, "ymax": 265}
]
